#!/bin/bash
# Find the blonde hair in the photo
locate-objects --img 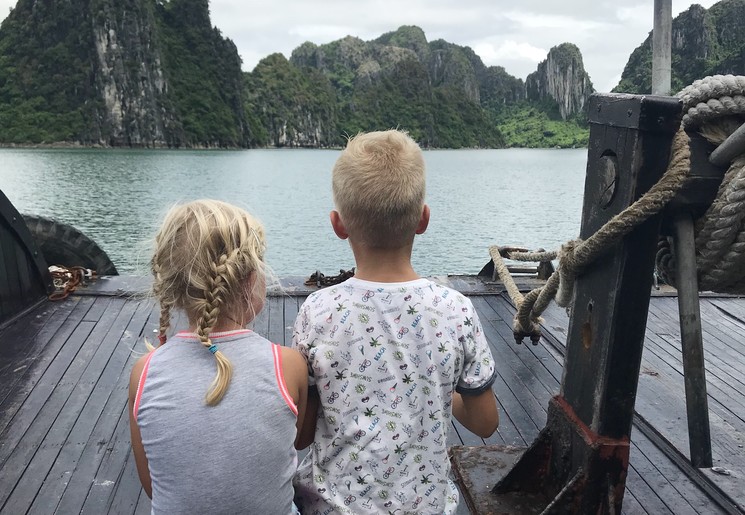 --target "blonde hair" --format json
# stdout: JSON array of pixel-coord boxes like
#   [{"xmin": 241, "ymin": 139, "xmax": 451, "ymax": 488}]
[
  {"xmin": 151, "ymin": 199, "xmax": 267, "ymax": 405},
  {"xmin": 332, "ymin": 130, "xmax": 426, "ymax": 248}
]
